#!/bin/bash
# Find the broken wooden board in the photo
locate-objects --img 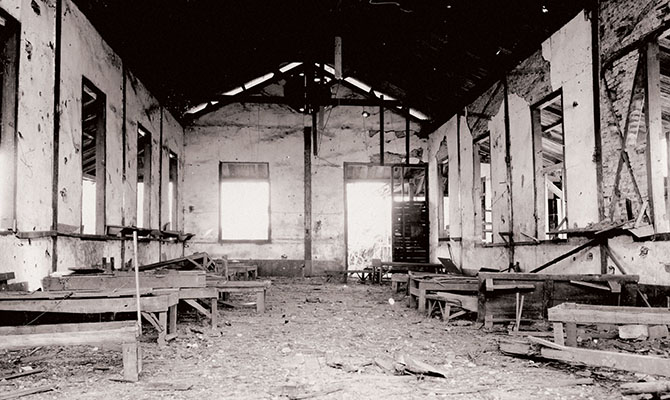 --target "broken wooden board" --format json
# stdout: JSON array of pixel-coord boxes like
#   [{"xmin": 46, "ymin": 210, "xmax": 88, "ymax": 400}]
[
  {"xmin": 138, "ymin": 252, "xmax": 215, "ymax": 272},
  {"xmin": 0, "ymin": 386, "xmax": 54, "ymax": 400},
  {"xmin": 548, "ymin": 302, "xmax": 670, "ymax": 325},
  {"xmin": 0, "ymin": 272, "xmax": 15, "ymax": 283},
  {"xmin": 42, "ymin": 270, "xmax": 206, "ymax": 291},
  {"xmin": 532, "ymin": 339, "xmax": 670, "ymax": 377},
  {"xmin": 620, "ymin": 381, "xmax": 670, "ymax": 394},
  {"xmin": 0, "ymin": 321, "xmax": 139, "ymax": 382}
]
